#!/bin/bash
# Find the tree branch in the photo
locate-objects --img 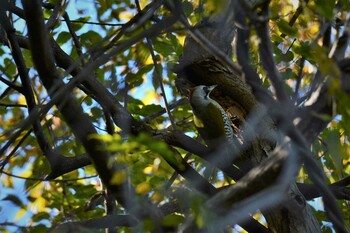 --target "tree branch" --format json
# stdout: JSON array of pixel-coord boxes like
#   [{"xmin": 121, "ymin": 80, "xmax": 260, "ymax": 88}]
[{"xmin": 21, "ymin": 0, "xmax": 161, "ymax": 221}]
